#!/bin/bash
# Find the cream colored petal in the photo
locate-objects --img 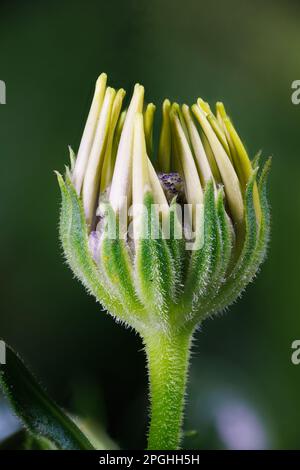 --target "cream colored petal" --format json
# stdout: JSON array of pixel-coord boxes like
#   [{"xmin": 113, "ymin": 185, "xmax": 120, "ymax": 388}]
[
  {"xmin": 216, "ymin": 102, "xmax": 261, "ymax": 224},
  {"xmin": 197, "ymin": 98, "xmax": 230, "ymax": 156},
  {"xmin": 100, "ymin": 89, "xmax": 126, "ymax": 193},
  {"xmin": 148, "ymin": 158, "xmax": 169, "ymax": 216},
  {"xmin": 144, "ymin": 103, "xmax": 156, "ymax": 157},
  {"xmin": 216, "ymin": 102, "xmax": 252, "ymax": 187},
  {"xmin": 158, "ymin": 99, "xmax": 171, "ymax": 173},
  {"xmin": 82, "ymin": 87, "xmax": 116, "ymax": 227},
  {"xmin": 192, "ymin": 103, "xmax": 244, "ymax": 227},
  {"xmin": 72, "ymin": 73, "xmax": 107, "ymax": 194},
  {"xmin": 182, "ymin": 104, "xmax": 215, "ymax": 189},
  {"xmin": 172, "ymin": 102, "xmax": 190, "ymax": 141},
  {"xmin": 132, "ymin": 114, "xmax": 150, "ymax": 202},
  {"xmin": 109, "ymin": 84, "xmax": 144, "ymax": 213},
  {"xmin": 170, "ymin": 103, "xmax": 185, "ymax": 174},
  {"xmin": 132, "ymin": 113, "xmax": 151, "ymax": 240},
  {"xmin": 216, "ymin": 101, "xmax": 239, "ymax": 163},
  {"xmin": 170, "ymin": 124, "xmax": 183, "ymax": 175},
  {"xmin": 171, "ymin": 109, "xmax": 203, "ymax": 229},
  {"xmin": 200, "ymin": 131, "xmax": 222, "ymax": 183},
  {"xmin": 110, "ymin": 110, "xmax": 126, "ymax": 171},
  {"xmin": 197, "ymin": 98, "xmax": 210, "ymax": 113}
]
